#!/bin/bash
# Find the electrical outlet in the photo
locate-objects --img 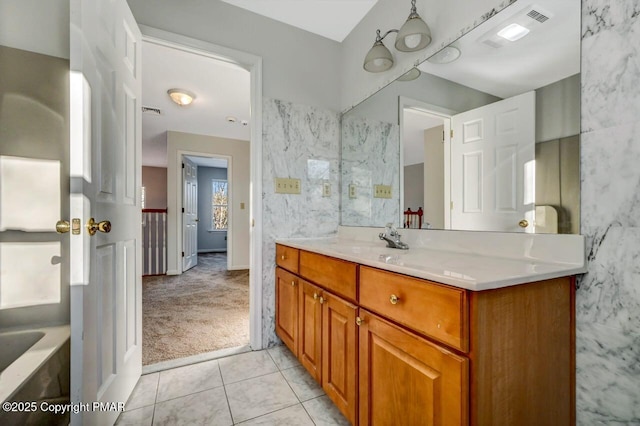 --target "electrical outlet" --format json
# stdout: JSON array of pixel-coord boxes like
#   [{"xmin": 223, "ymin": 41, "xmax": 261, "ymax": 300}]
[
  {"xmin": 322, "ymin": 181, "xmax": 331, "ymax": 197},
  {"xmin": 374, "ymin": 184, "xmax": 392, "ymax": 199},
  {"xmin": 349, "ymin": 184, "xmax": 357, "ymax": 199},
  {"xmin": 275, "ymin": 177, "xmax": 301, "ymax": 194}
]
